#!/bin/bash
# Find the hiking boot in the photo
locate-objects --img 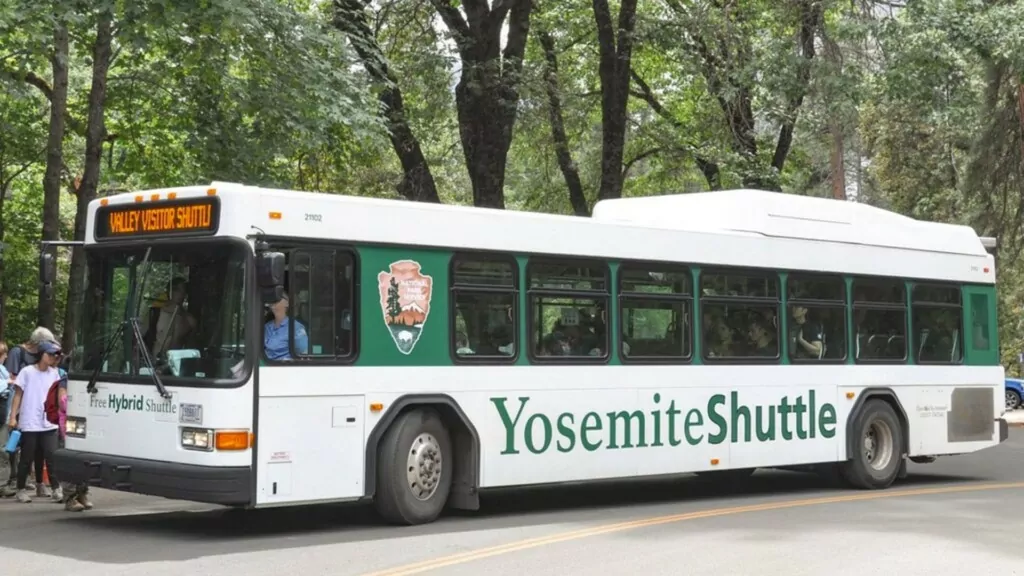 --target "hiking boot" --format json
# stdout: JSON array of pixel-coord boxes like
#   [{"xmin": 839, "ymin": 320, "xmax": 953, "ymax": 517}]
[
  {"xmin": 15, "ymin": 490, "xmax": 31, "ymax": 503},
  {"xmin": 76, "ymin": 491, "xmax": 93, "ymax": 510},
  {"xmin": 0, "ymin": 484, "xmax": 17, "ymax": 498},
  {"xmin": 50, "ymin": 485, "xmax": 63, "ymax": 503},
  {"xmin": 64, "ymin": 497, "xmax": 85, "ymax": 512},
  {"xmin": 36, "ymin": 484, "xmax": 52, "ymax": 498}
]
